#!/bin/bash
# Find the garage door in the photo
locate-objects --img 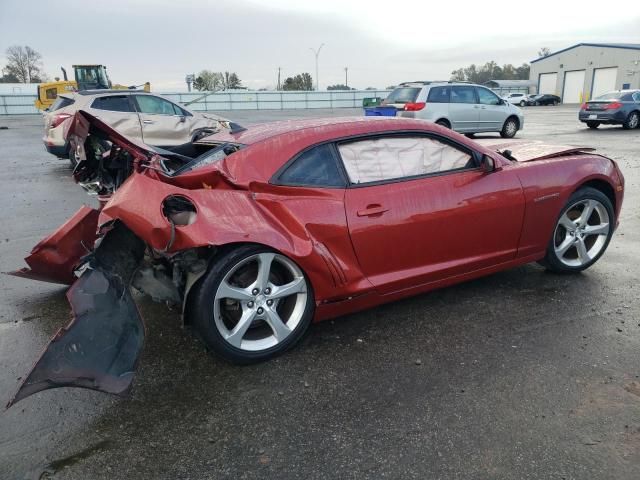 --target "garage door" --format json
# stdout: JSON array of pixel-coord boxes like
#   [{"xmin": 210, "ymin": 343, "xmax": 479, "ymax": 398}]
[
  {"xmin": 538, "ymin": 73, "xmax": 557, "ymax": 95},
  {"xmin": 591, "ymin": 67, "xmax": 618, "ymax": 100},
  {"xmin": 562, "ymin": 70, "xmax": 586, "ymax": 103}
]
